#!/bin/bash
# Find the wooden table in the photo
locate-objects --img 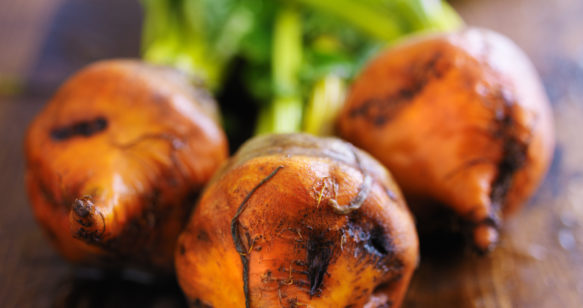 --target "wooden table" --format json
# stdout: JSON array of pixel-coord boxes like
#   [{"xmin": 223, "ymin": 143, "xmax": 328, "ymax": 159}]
[{"xmin": 1, "ymin": 0, "xmax": 581, "ymax": 307}]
